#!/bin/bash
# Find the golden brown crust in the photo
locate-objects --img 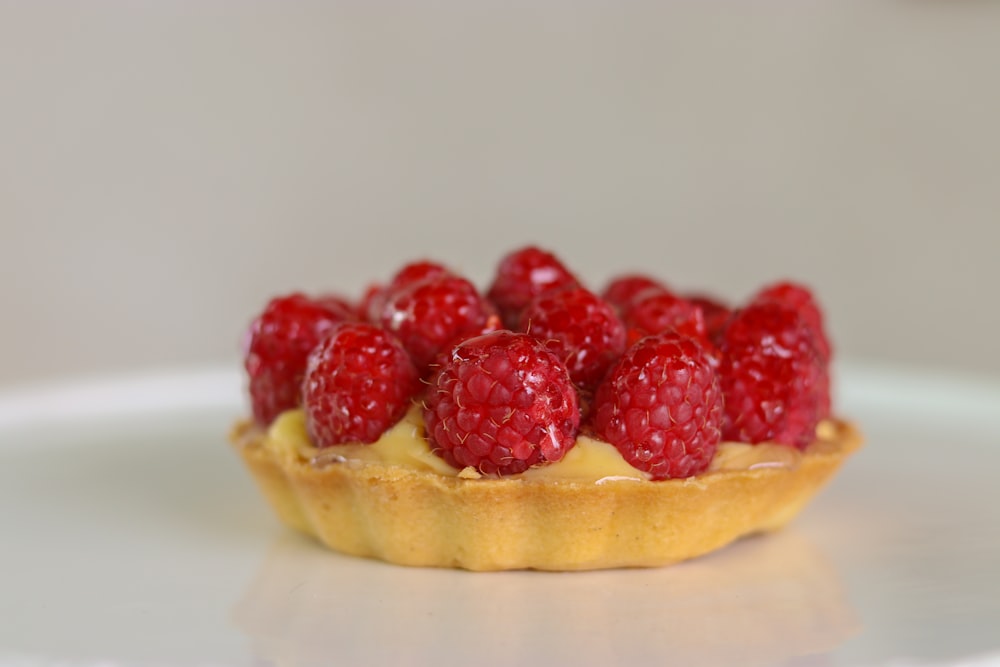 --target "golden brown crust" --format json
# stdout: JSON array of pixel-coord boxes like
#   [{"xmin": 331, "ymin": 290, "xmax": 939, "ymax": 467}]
[{"xmin": 230, "ymin": 420, "xmax": 862, "ymax": 571}]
